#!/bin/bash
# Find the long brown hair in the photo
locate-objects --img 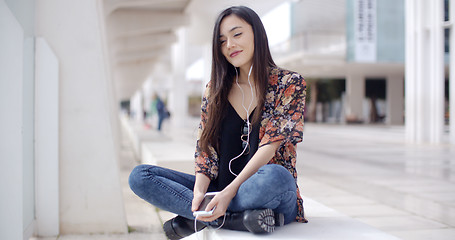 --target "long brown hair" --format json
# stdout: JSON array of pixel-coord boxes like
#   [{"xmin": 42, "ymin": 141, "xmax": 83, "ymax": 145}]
[{"xmin": 200, "ymin": 6, "xmax": 276, "ymax": 153}]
